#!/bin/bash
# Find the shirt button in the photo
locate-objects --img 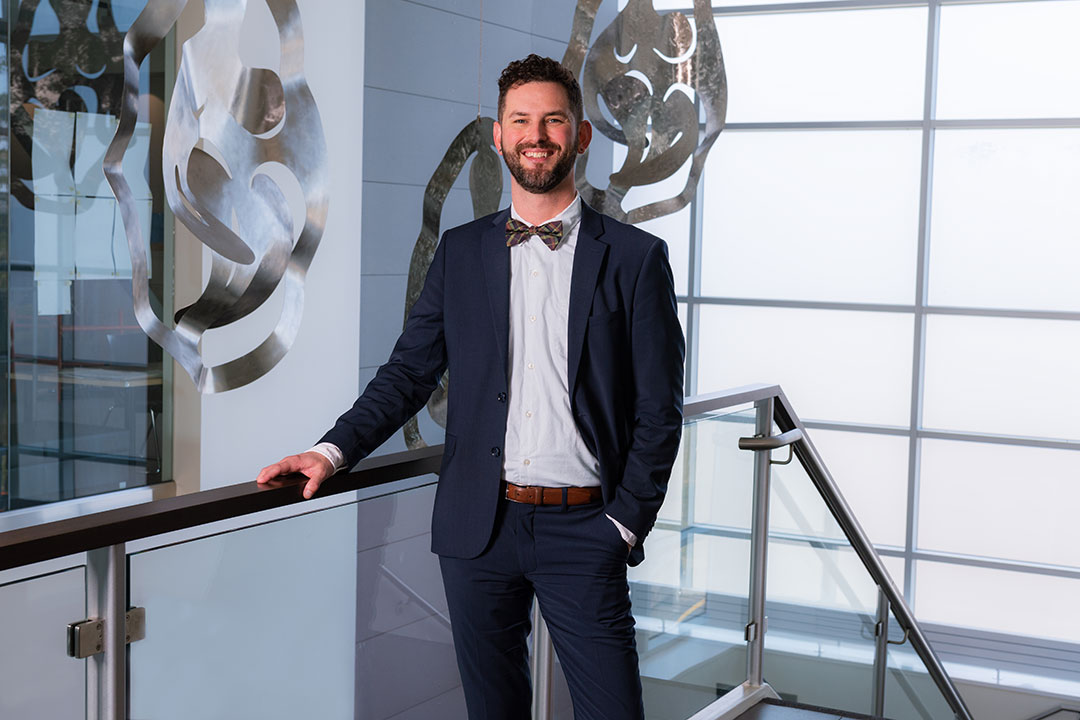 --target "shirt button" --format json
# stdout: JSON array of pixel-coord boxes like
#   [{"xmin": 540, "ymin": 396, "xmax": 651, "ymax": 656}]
[
  {"xmin": 529, "ymin": 315, "xmax": 536, "ymax": 322},
  {"xmin": 497, "ymin": 392, "xmax": 507, "ymax": 403},
  {"xmin": 490, "ymin": 447, "xmax": 501, "ymax": 457},
  {"xmin": 527, "ymin": 362, "xmax": 535, "ymax": 370},
  {"xmin": 525, "ymin": 411, "xmax": 533, "ymax": 418},
  {"xmin": 523, "ymin": 459, "xmax": 531, "ymax": 466},
  {"xmin": 531, "ymin": 270, "xmax": 539, "ymax": 277}
]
